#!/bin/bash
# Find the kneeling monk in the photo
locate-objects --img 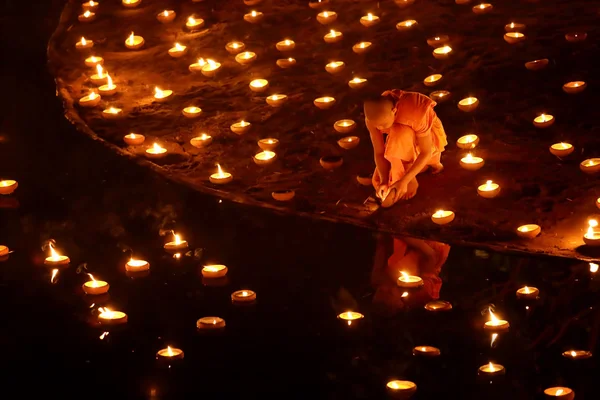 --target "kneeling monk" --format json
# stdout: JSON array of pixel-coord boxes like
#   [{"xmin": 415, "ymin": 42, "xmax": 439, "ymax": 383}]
[{"xmin": 364, "ymin": 90, "xmax": 448, "ymax": 206}]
